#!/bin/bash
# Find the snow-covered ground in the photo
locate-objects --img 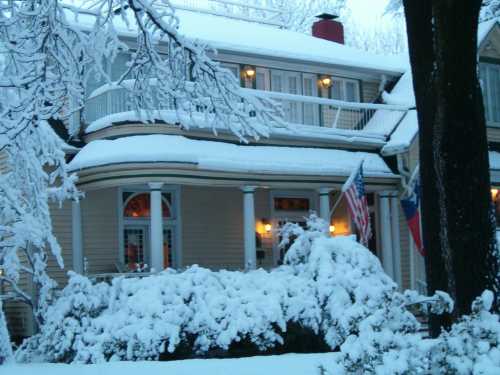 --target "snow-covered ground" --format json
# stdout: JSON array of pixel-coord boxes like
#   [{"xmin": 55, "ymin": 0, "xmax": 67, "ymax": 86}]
[{"xmin": 0, "ymin": 353, "xmax": 337, "ymax": 375}]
